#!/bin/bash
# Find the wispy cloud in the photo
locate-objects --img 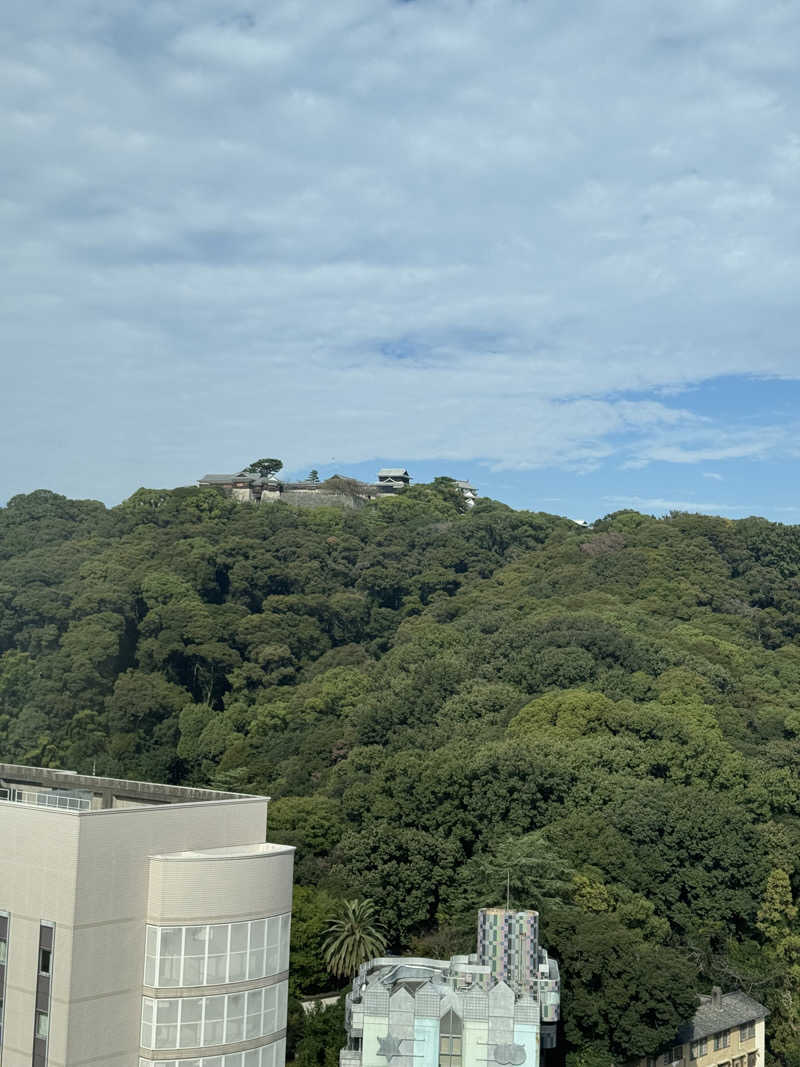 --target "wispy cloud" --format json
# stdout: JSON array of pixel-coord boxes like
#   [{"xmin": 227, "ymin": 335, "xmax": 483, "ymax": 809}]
[
  {"xmin": 2, "ymin": 0, "xmax": 800, "ymax": 501},
  {"xmin": 703, "ymin": 472, "xmax": 724, "ymax": 481},
  {"xmin": 604, "ymin": 495, "xmax": 800, "ymax": 516}
]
